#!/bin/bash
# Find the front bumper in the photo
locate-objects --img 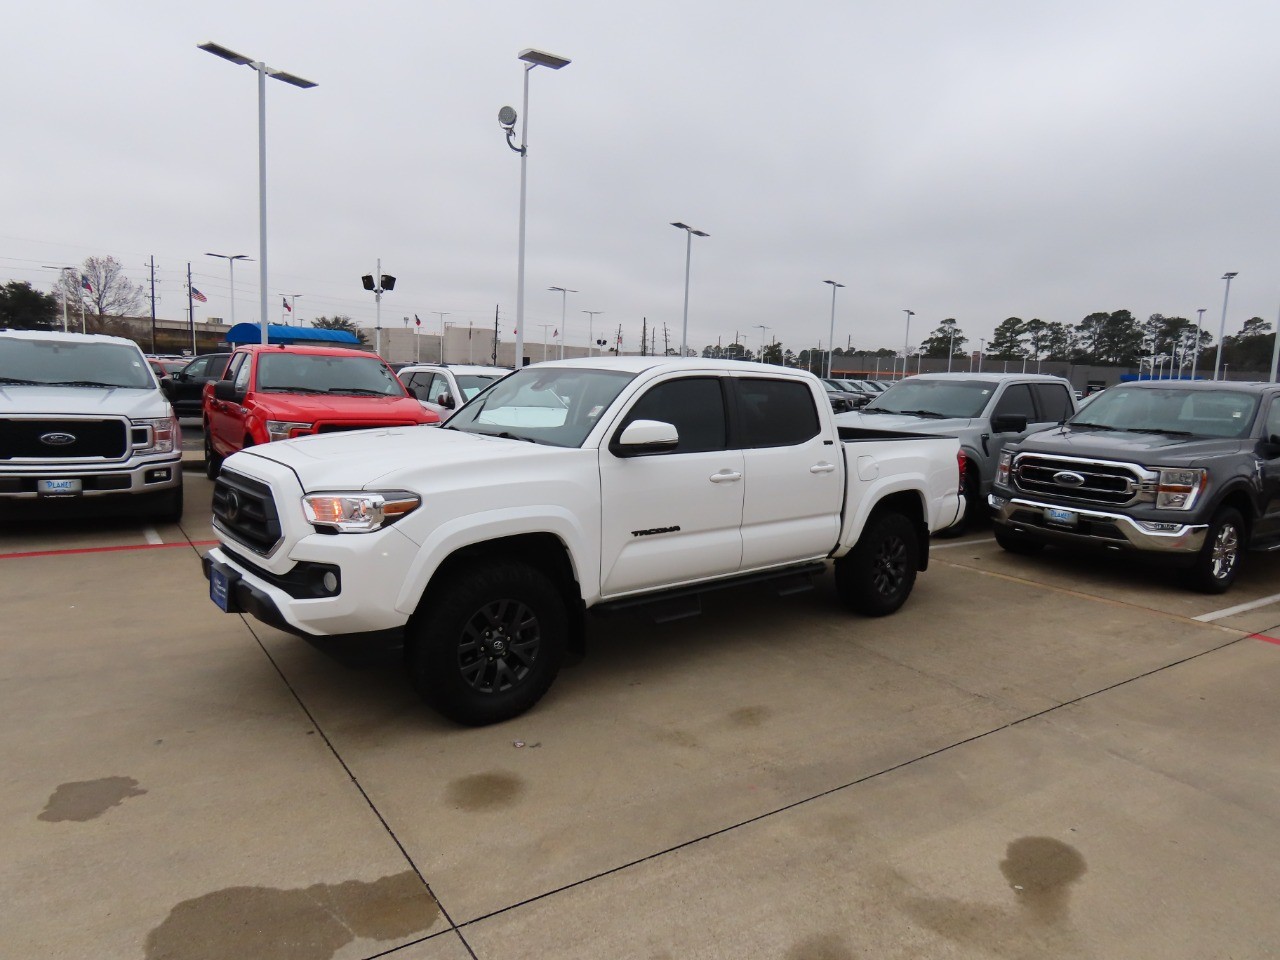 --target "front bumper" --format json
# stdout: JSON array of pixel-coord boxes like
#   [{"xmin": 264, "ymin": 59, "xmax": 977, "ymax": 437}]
[
  {"xmin": 0, "ymin": 455, "xmax": 182, "ymax": 499},
  {"xmin": 989, "ymin": 494, "xmax": 1208, "ymax": 555}
]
